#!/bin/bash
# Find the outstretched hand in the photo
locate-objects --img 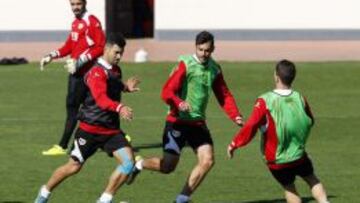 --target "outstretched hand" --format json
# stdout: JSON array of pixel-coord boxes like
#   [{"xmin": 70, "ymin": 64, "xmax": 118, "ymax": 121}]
[
  {"xmin": 125, "ymin": 77, "xmax": 141, "ymax": 92},
  {"xmin": 234, "ymin": 116, "xmax": 244, "ymax": 126},
  {"xmin": 227, "ymin": 145, "xmax": 236, "ymax": 159},
  {"xmin": 119, "ymin": 105, "xmax": 133, "ymax": 121},
  {"xmin": 40, "ymin": 55, "xmax": 52, "ymax": 71}
]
